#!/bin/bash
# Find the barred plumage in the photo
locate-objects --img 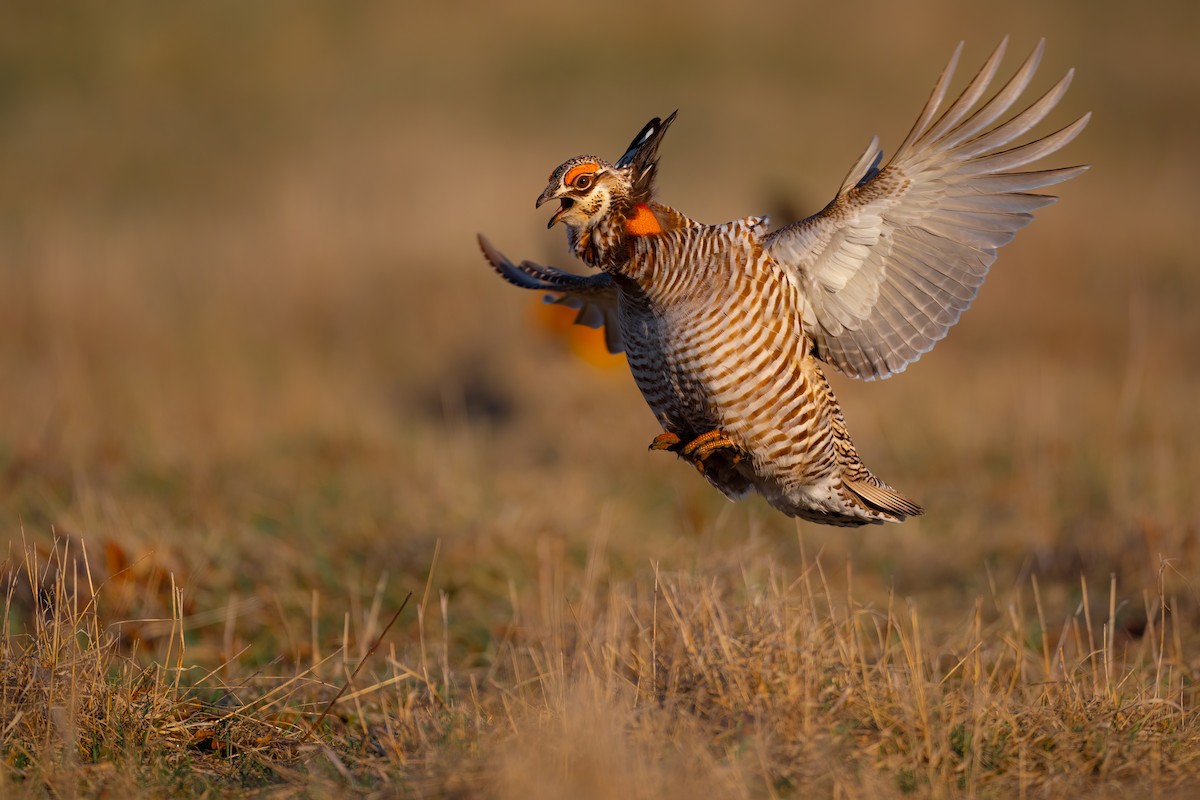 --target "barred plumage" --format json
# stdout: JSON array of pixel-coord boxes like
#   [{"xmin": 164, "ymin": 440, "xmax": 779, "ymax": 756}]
[{"xmin": 479, "ymin": 39, "xmax": 1088, "ymax": 526}]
